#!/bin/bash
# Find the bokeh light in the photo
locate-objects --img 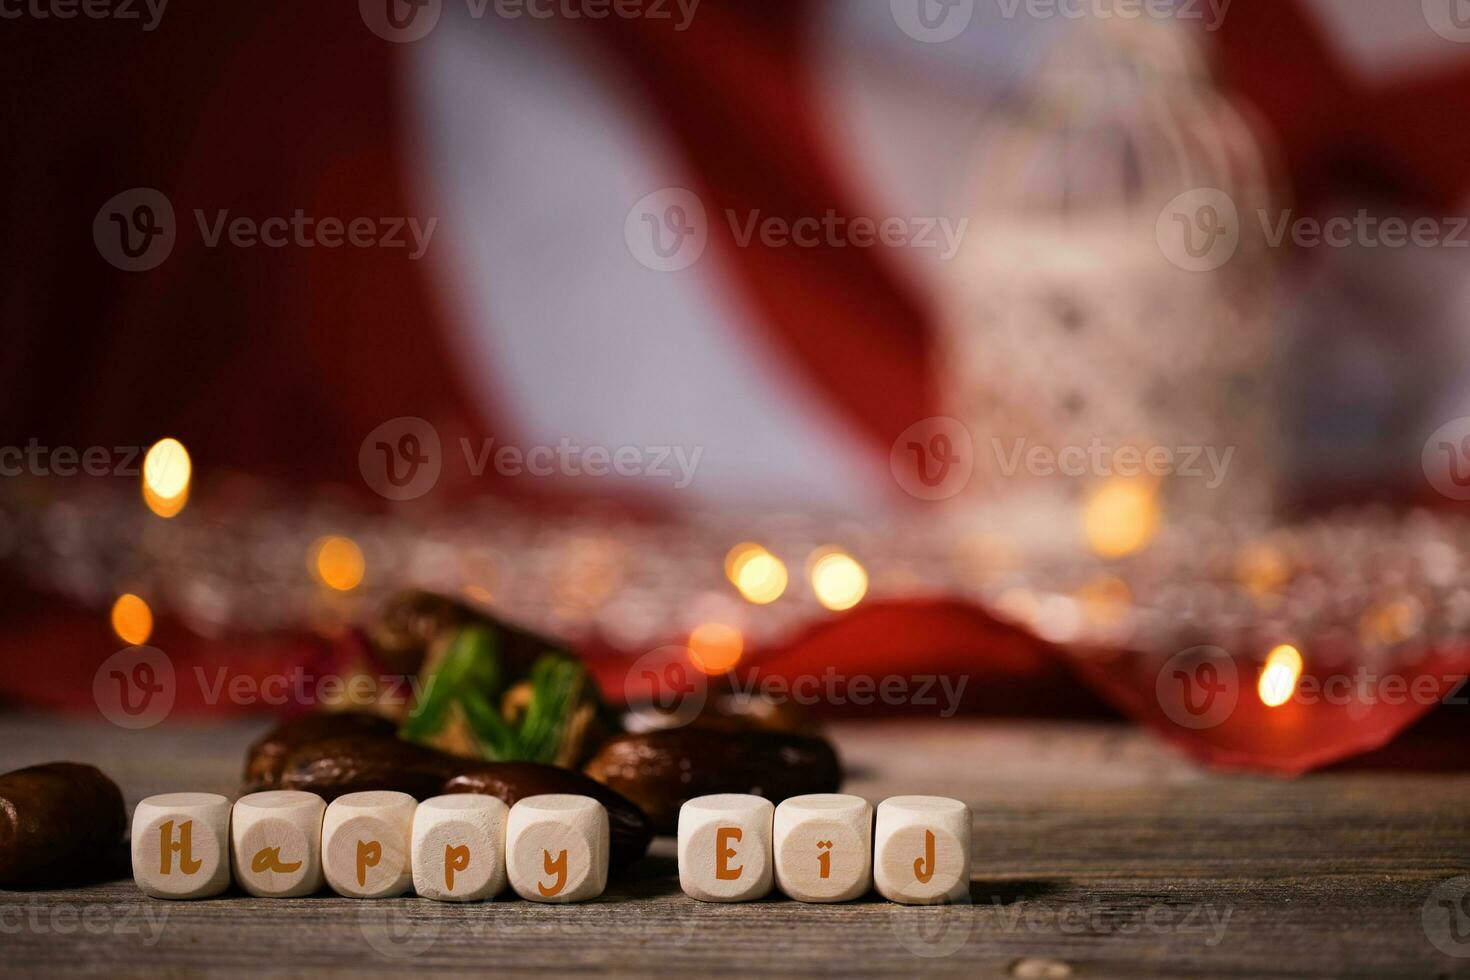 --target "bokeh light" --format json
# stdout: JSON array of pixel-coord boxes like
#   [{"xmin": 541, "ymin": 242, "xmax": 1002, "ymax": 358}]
[
  {"xmin": 810, "ymin": 548, "xmax": 868, "ymax": 611},
  {"xmin": 1257, "ymin": 644, "xmax": 1303, "ymax": 708},
  {"xmin": 725, "ymin": 542, "xmax": 788, "ymax": 604},
  {"xmin": 688, "ymin": 622, "xmax": 743, "ymax": 674},
  {"xmin": 110, "ymin": 593, "xmax": 153, "ymax": 645},
  {"xmin": 1083, "ymin": 477, "xmax": 1160, "ymax": 558},
  {"xmin": 142, "ymin": 437, "xmax": 191, "ymax": 518},
  {"xmin": 310, "ymin": 536, "xmax": 365, "ymax": 592}
]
